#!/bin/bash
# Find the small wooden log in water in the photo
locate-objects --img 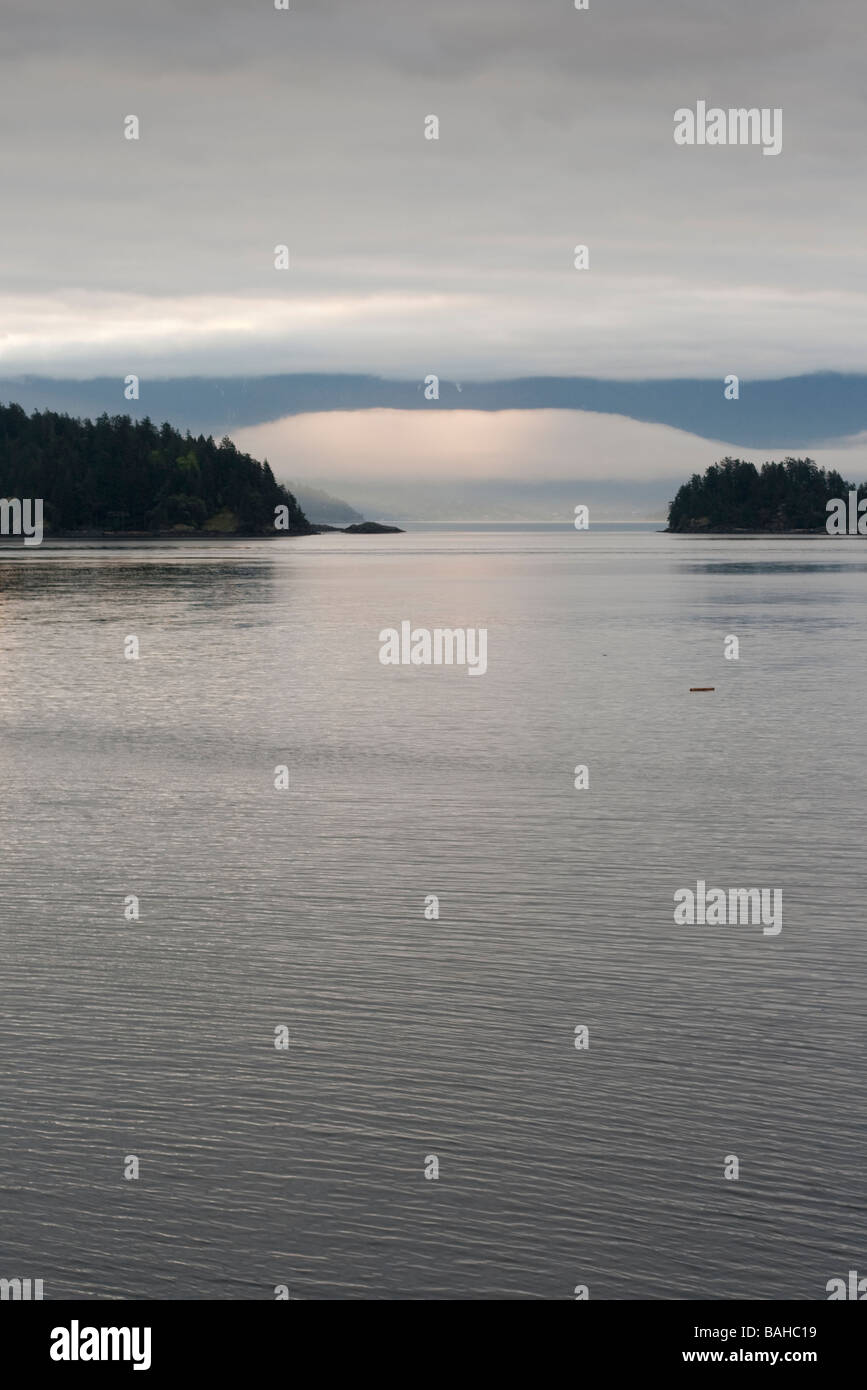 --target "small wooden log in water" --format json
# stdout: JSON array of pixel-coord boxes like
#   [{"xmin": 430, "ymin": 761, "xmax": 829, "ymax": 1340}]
[{"xmin": 689, "ymin": 686, "xmax": 715, "ymax": 691}]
